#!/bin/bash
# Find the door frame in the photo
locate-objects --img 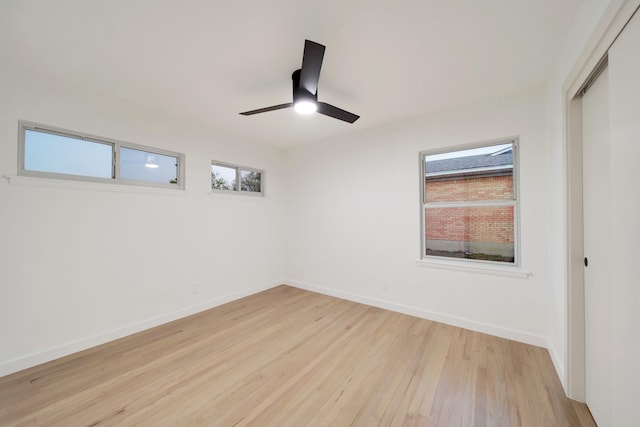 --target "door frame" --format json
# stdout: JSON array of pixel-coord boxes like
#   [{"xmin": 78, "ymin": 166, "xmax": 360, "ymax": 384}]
[{"xmin": 564, "ymin": 0, "xmax": 640, "ymax": 400}]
